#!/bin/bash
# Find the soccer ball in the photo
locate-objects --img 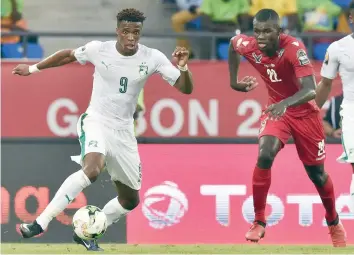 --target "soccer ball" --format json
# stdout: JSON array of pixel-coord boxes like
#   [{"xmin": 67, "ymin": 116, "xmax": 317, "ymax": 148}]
[{"xmin": 72, "ymin": 205, "xmax": 107, "ymax": 240}]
